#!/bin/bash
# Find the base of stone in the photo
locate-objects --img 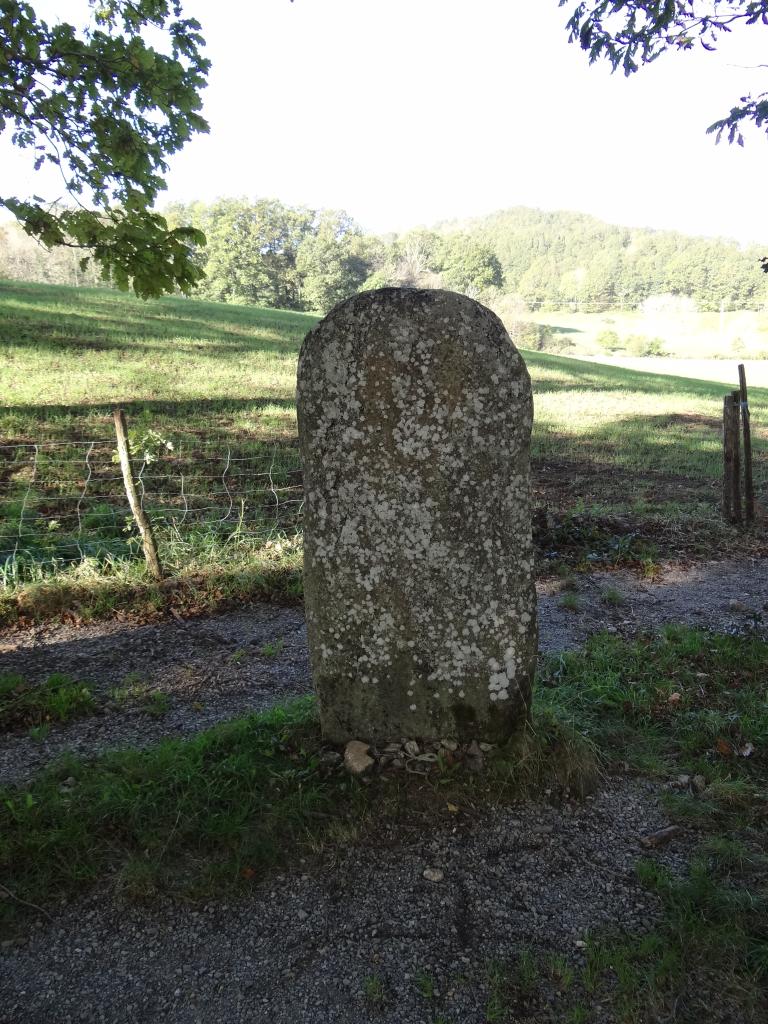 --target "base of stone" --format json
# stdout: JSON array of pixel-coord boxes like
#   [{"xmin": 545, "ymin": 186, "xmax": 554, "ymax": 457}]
[{"xmin": 317, "ymin": 677, "xmax": 532, "ymax": 748}]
